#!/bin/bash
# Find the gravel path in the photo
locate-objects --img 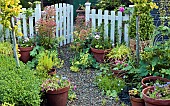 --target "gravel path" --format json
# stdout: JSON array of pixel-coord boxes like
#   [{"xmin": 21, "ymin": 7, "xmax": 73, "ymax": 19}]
[{"xmin": 57, "ymin": 45, "xmax": 130, "ymax": 106}]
